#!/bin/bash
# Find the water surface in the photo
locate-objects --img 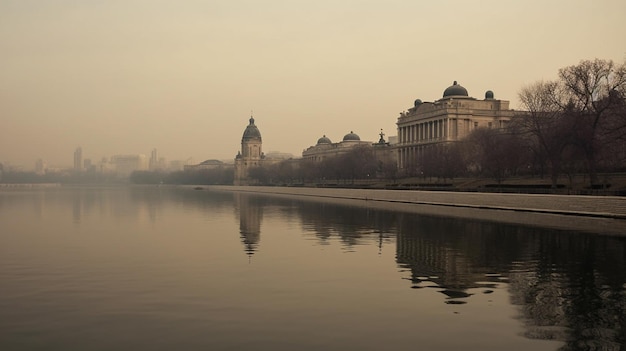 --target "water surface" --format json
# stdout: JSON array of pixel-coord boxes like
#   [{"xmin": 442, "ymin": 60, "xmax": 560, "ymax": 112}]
[{"xmin": 1, "ymin": 186, "xmax": 625, "ymax": 350}]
